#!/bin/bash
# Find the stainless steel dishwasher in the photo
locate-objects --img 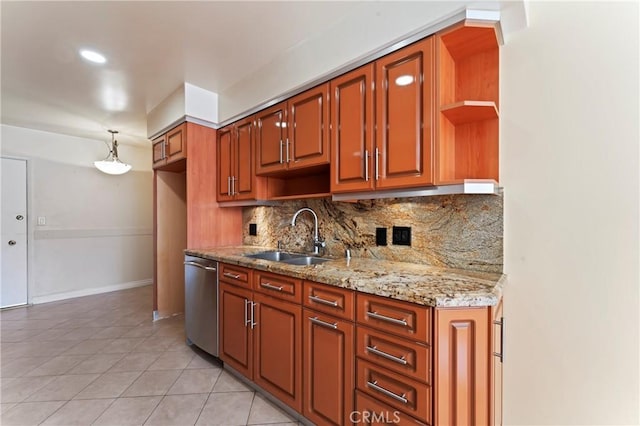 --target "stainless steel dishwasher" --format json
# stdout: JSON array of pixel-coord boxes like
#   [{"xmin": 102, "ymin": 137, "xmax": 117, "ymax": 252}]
[{"xmin": 184, "ymin": 255, "xmax": 219, "ymax": 357}]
